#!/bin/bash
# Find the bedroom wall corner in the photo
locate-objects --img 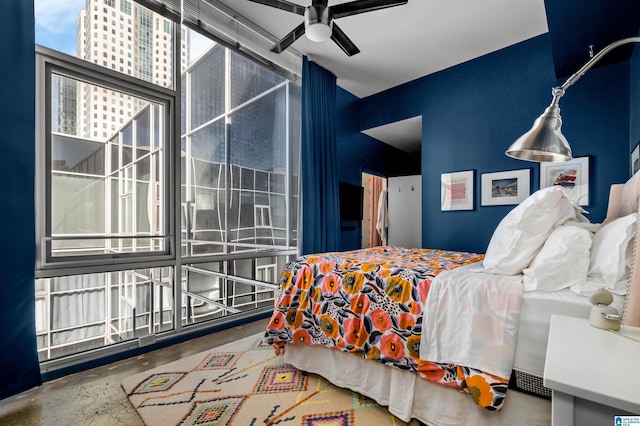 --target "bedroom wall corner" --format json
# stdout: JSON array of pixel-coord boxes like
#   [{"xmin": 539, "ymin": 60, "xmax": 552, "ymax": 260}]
[{"xmin": 334, "ymin": 87, "xmax": 420, "ymax": 251}]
